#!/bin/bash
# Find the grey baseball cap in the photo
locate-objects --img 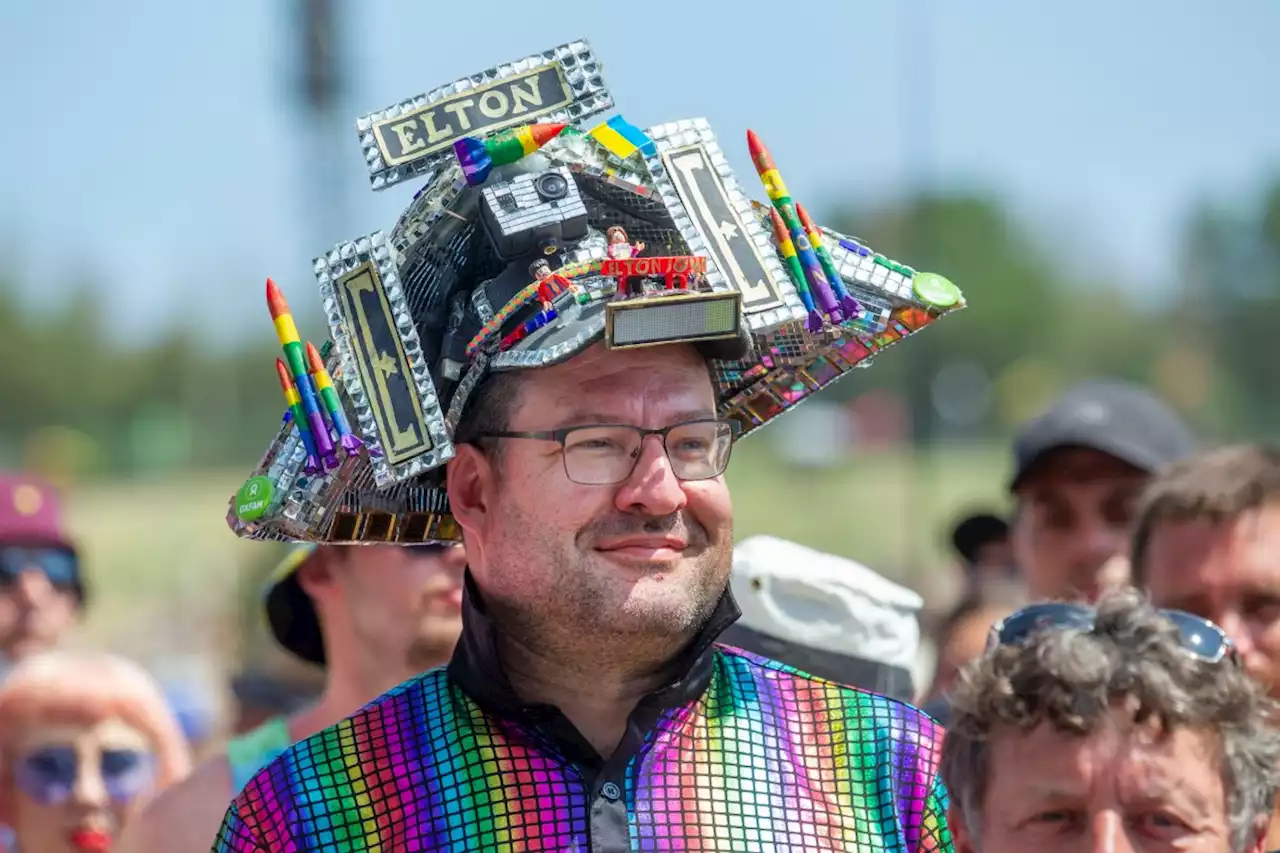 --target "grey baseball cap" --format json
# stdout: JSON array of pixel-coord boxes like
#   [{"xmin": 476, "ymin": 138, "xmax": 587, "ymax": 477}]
[{"xmin": 1010, "ymin": 379, "xmax": 1195, "ymax": 491}]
